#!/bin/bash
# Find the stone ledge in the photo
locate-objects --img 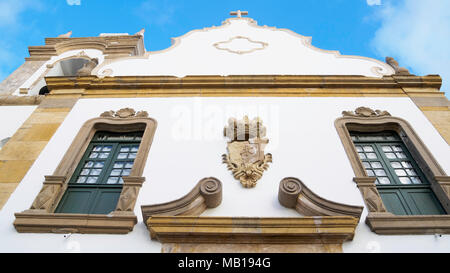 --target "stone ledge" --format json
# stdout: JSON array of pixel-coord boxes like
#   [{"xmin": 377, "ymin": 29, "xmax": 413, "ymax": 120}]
[
  {"xmin": 366, "ymin": 212, "xmax": 450, "ymax": 235},
  {"xmin": 13, "ymin": 211, "xmax": 137, "ymax": 234},
  {"xmin": 147, "ymin": 216, "xmax": 359, "ymax": 244}
]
